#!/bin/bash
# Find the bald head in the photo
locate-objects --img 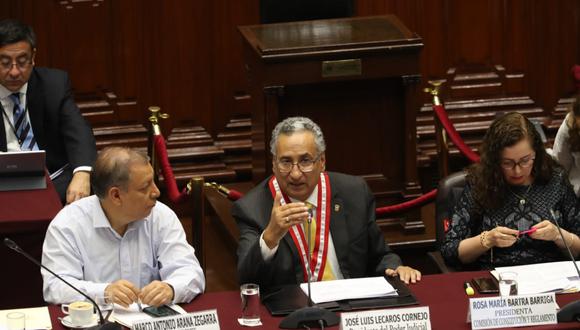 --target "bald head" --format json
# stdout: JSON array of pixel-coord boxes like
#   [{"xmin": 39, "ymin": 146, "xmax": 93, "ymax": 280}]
[{"xmin": 91, "ymin": 147, "xmax": 150, "ymax": 198}]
